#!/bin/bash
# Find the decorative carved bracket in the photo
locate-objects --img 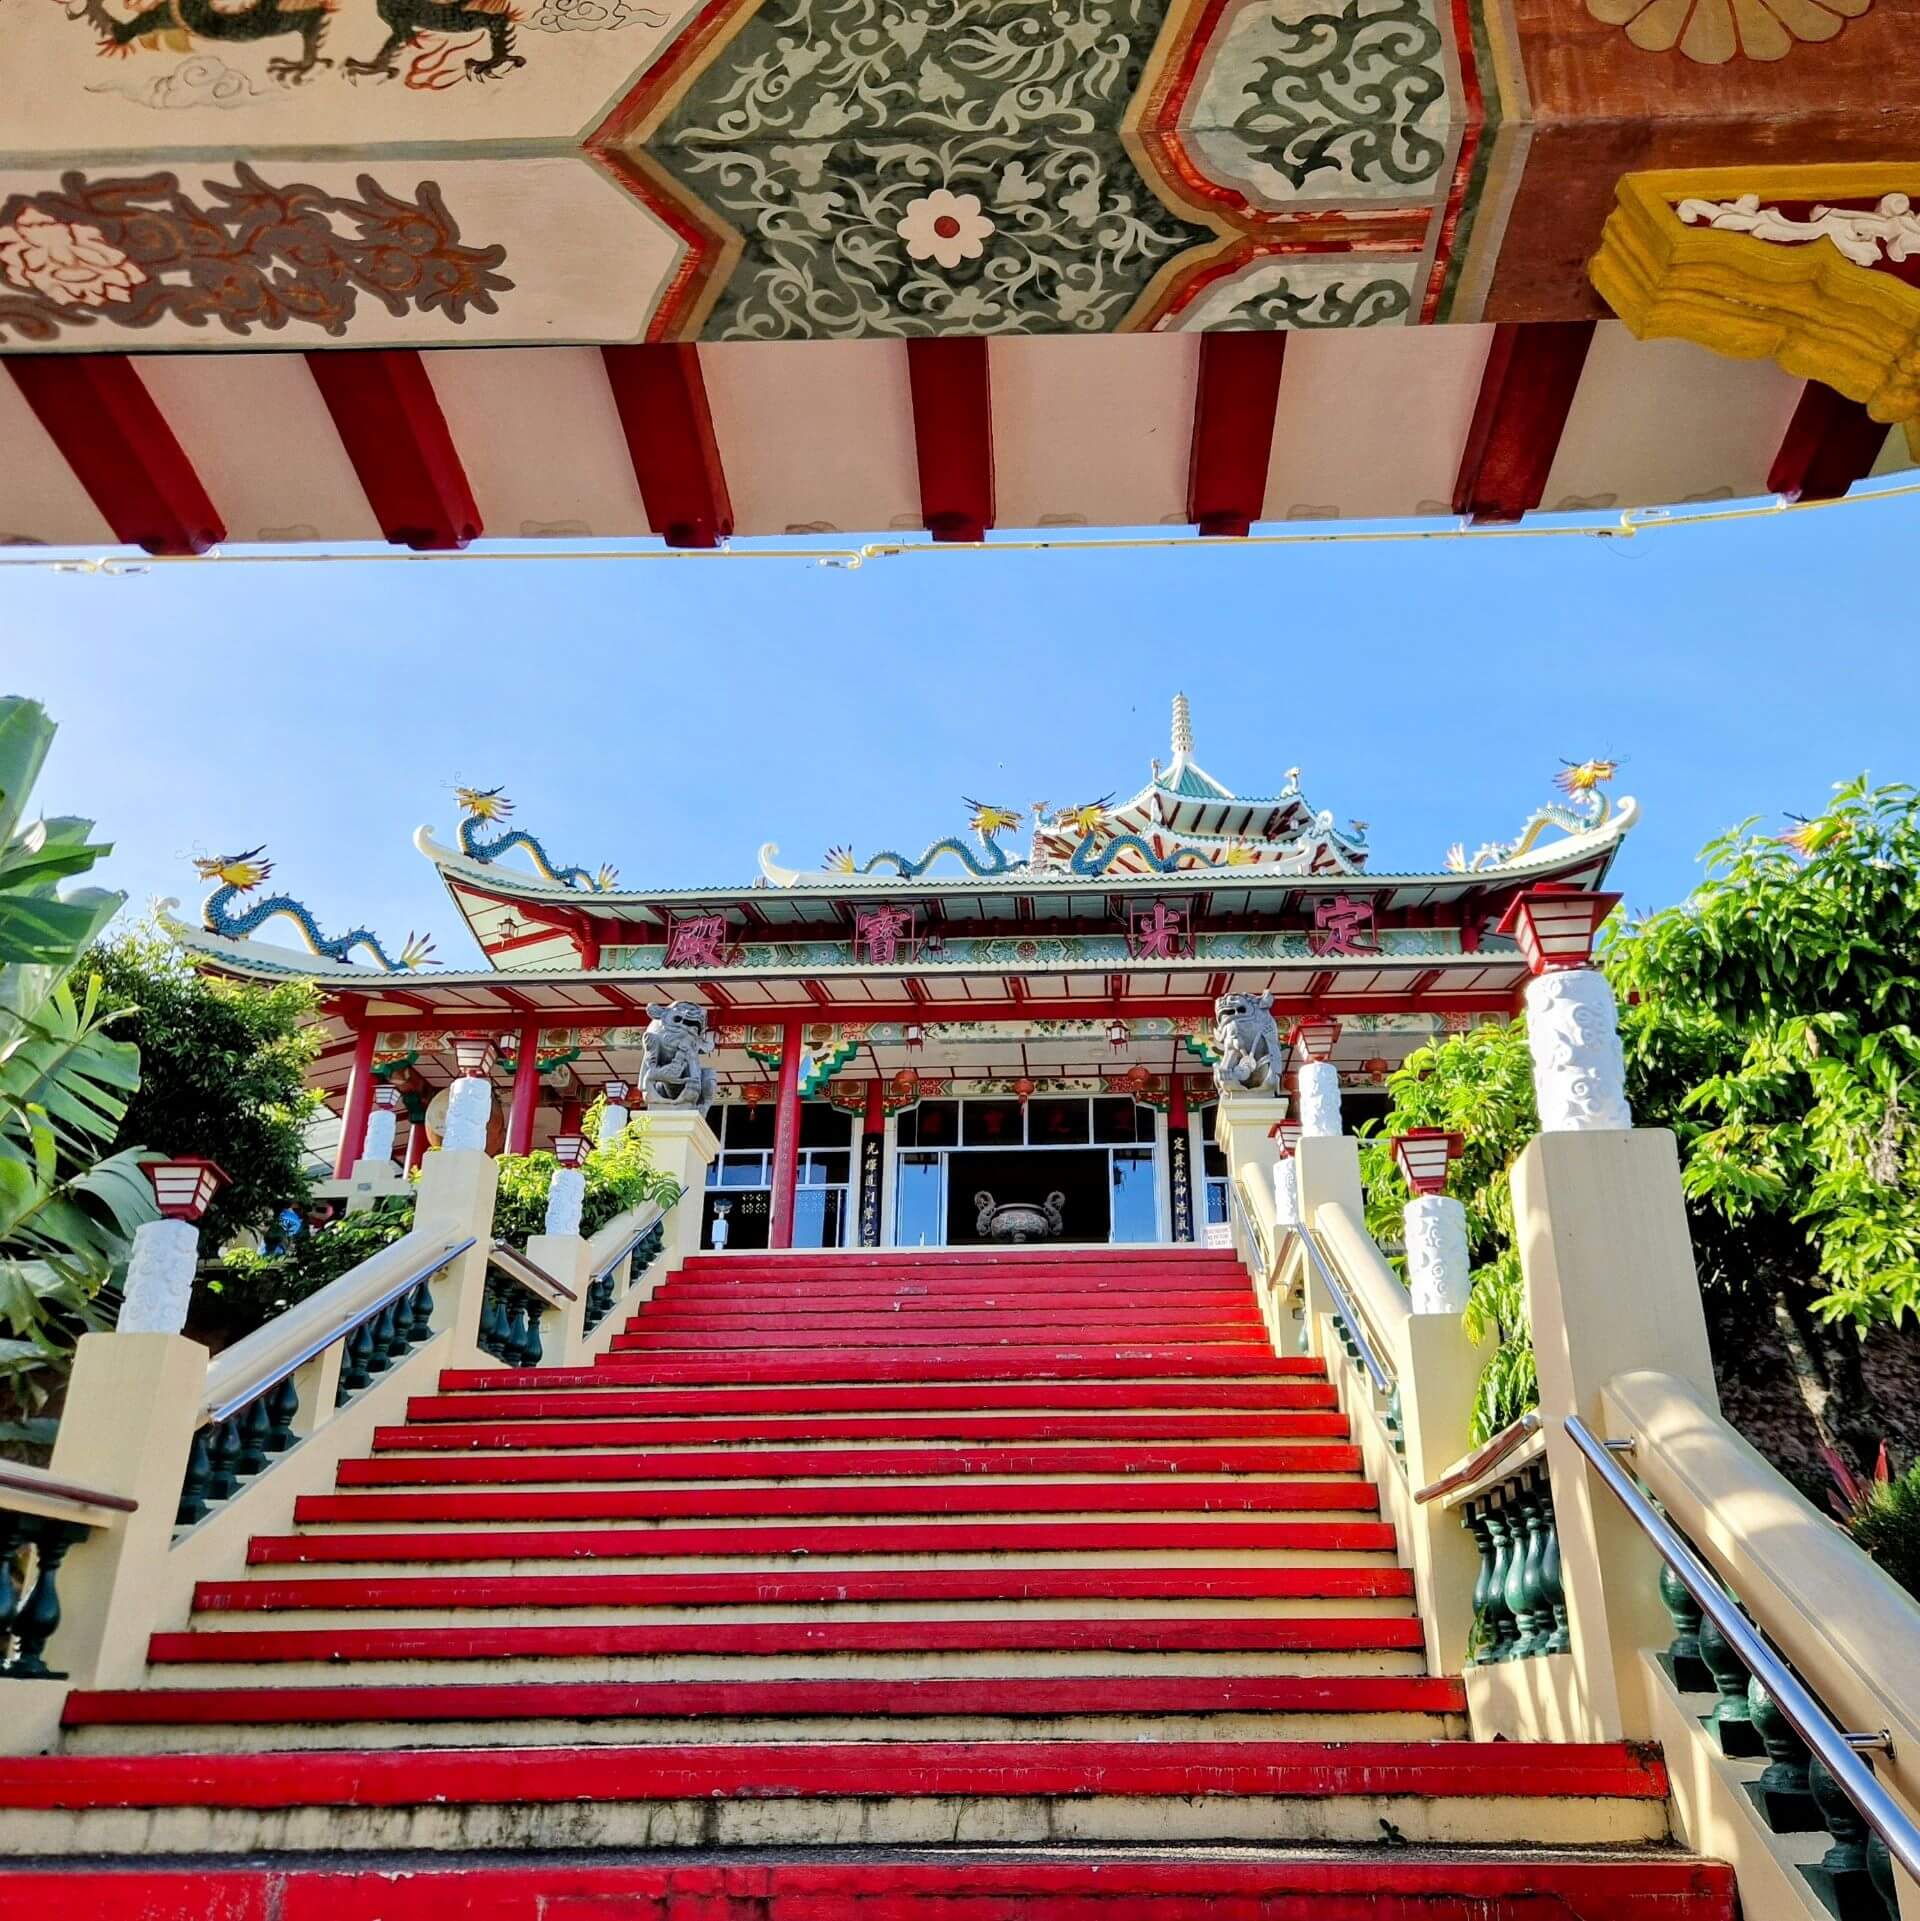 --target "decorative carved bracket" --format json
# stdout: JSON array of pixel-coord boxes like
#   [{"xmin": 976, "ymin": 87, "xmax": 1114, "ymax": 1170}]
[{"xmin": 1590, "ymin": 165, "xmax": 1920, "ymax": 429}]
